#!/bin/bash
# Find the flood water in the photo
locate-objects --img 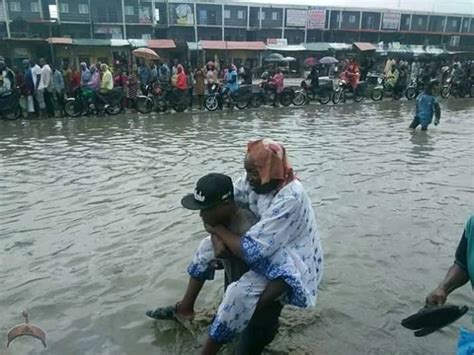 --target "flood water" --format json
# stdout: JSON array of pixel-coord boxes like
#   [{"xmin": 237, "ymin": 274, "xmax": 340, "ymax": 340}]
[{"xmin": 1, "ymin": 99, "xmax": 473, "ymax": 355}]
